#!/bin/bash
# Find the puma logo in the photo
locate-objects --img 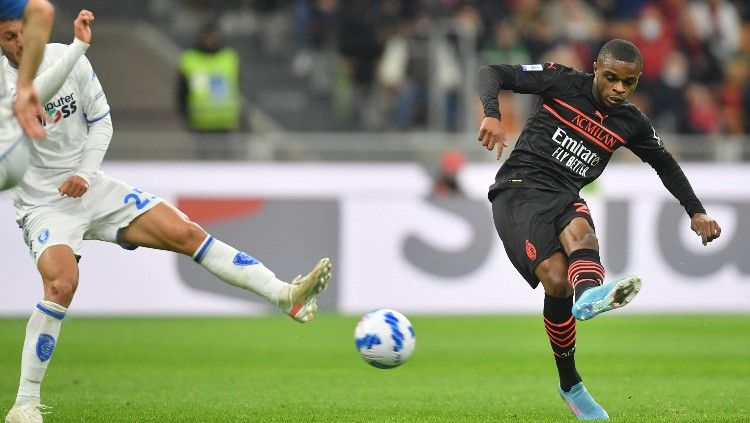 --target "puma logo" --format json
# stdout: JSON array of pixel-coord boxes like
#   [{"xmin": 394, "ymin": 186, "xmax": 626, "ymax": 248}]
[{"xmin": 594, "ymin": 110, "xmax": 608, "ymax": 124}]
